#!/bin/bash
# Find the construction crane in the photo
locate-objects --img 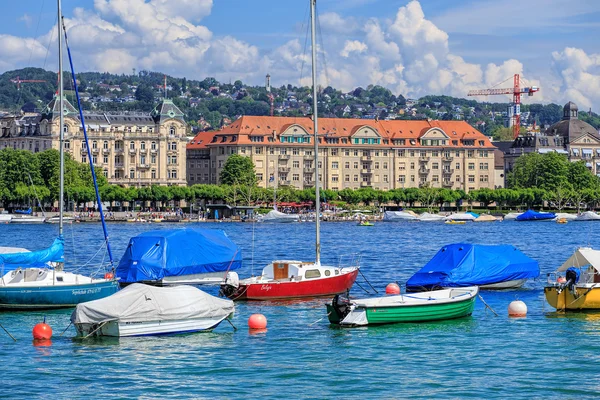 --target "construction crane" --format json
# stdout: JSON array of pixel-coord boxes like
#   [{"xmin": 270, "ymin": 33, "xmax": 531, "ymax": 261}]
[
  {"xmin": 467, "ymin": 74, "xmax": 539, "ymax": 139},
  {"xmin": 10, "ymin": 76, "xmax": 46, "ymax": 90}
]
